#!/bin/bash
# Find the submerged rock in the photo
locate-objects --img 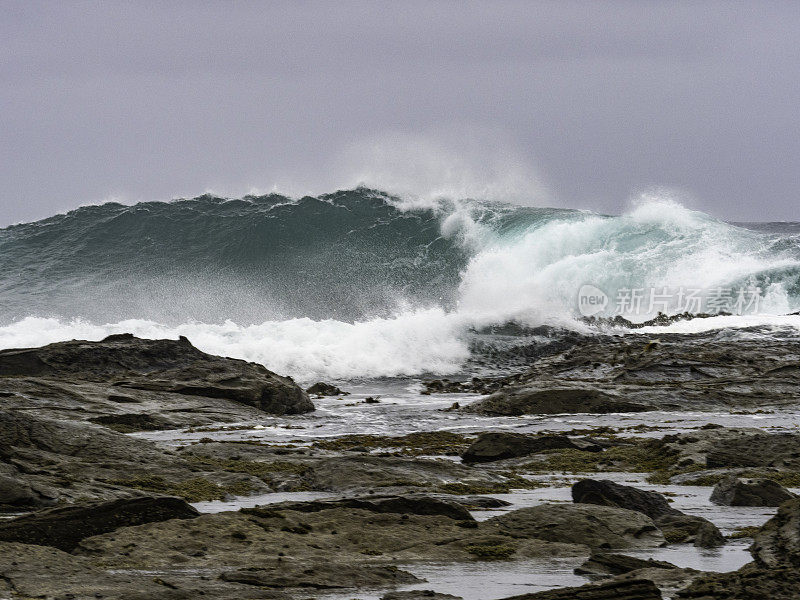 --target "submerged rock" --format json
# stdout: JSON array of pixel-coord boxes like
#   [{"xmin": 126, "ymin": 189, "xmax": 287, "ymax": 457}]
[
  {"xmin": 461, "ymin": 432, "xmax": 599, "ymax": 463},
  {"xmin": 0, "ymin": 496, "xmax": 198, "ymax": 551},
  {"xmin": 466, "ymin": 387, "xmax": 649, "ymax": 416},
  {"xmin": 710, "ymin": 476, "xmax": 796, "ymax": 507}
]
